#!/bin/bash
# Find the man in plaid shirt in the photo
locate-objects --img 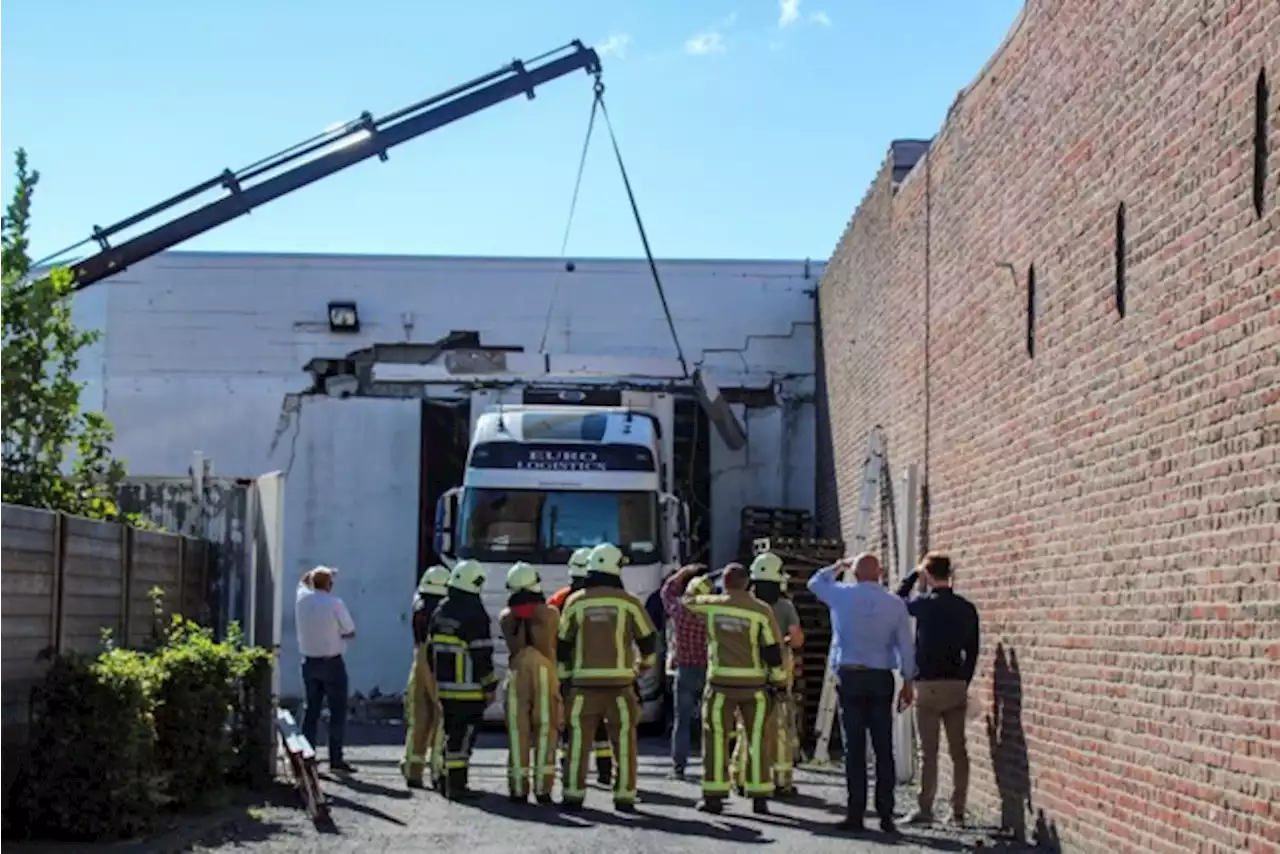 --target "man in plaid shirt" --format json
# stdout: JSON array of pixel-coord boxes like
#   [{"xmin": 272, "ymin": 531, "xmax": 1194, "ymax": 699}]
[{"xmin": 661, "ymin": 563, "xmax": 713, "ymax": 779}]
